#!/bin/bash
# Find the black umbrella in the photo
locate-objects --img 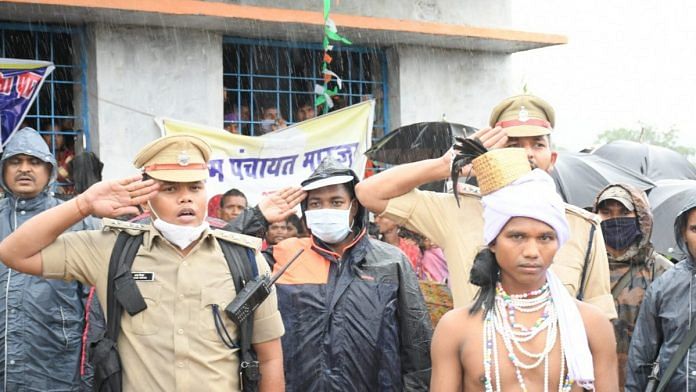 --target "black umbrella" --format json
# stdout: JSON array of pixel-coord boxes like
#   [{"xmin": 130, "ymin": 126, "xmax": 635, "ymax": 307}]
[
  {"xmin": 365, "ymin": 122, "xmax": 477, "ymax": 165},
  {"xmin": 648, "ymin": 179, "xmax": 696, "ymax": 260},
  {"xmin": 593, "ymin": 140, "xmax": 696, "ymax": 181},
  {"xmin": 551, "ymin": 152, "xmax": 656, "ymax": 209}
]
